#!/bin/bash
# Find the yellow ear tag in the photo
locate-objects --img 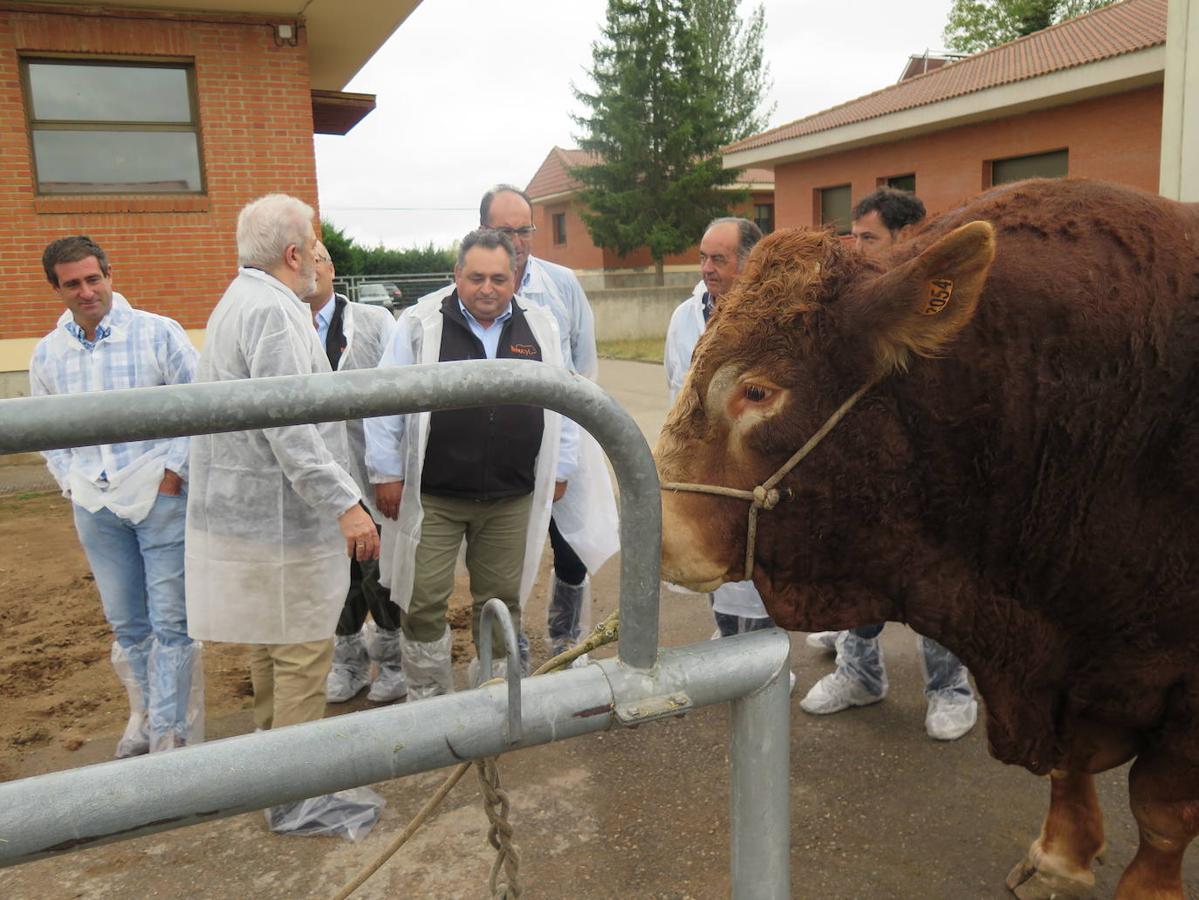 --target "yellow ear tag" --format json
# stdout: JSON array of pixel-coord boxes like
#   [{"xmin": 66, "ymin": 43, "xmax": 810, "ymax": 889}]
[{"xmin": 924, "ymin": 278, "xmax": 953, "ymax": 315}]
